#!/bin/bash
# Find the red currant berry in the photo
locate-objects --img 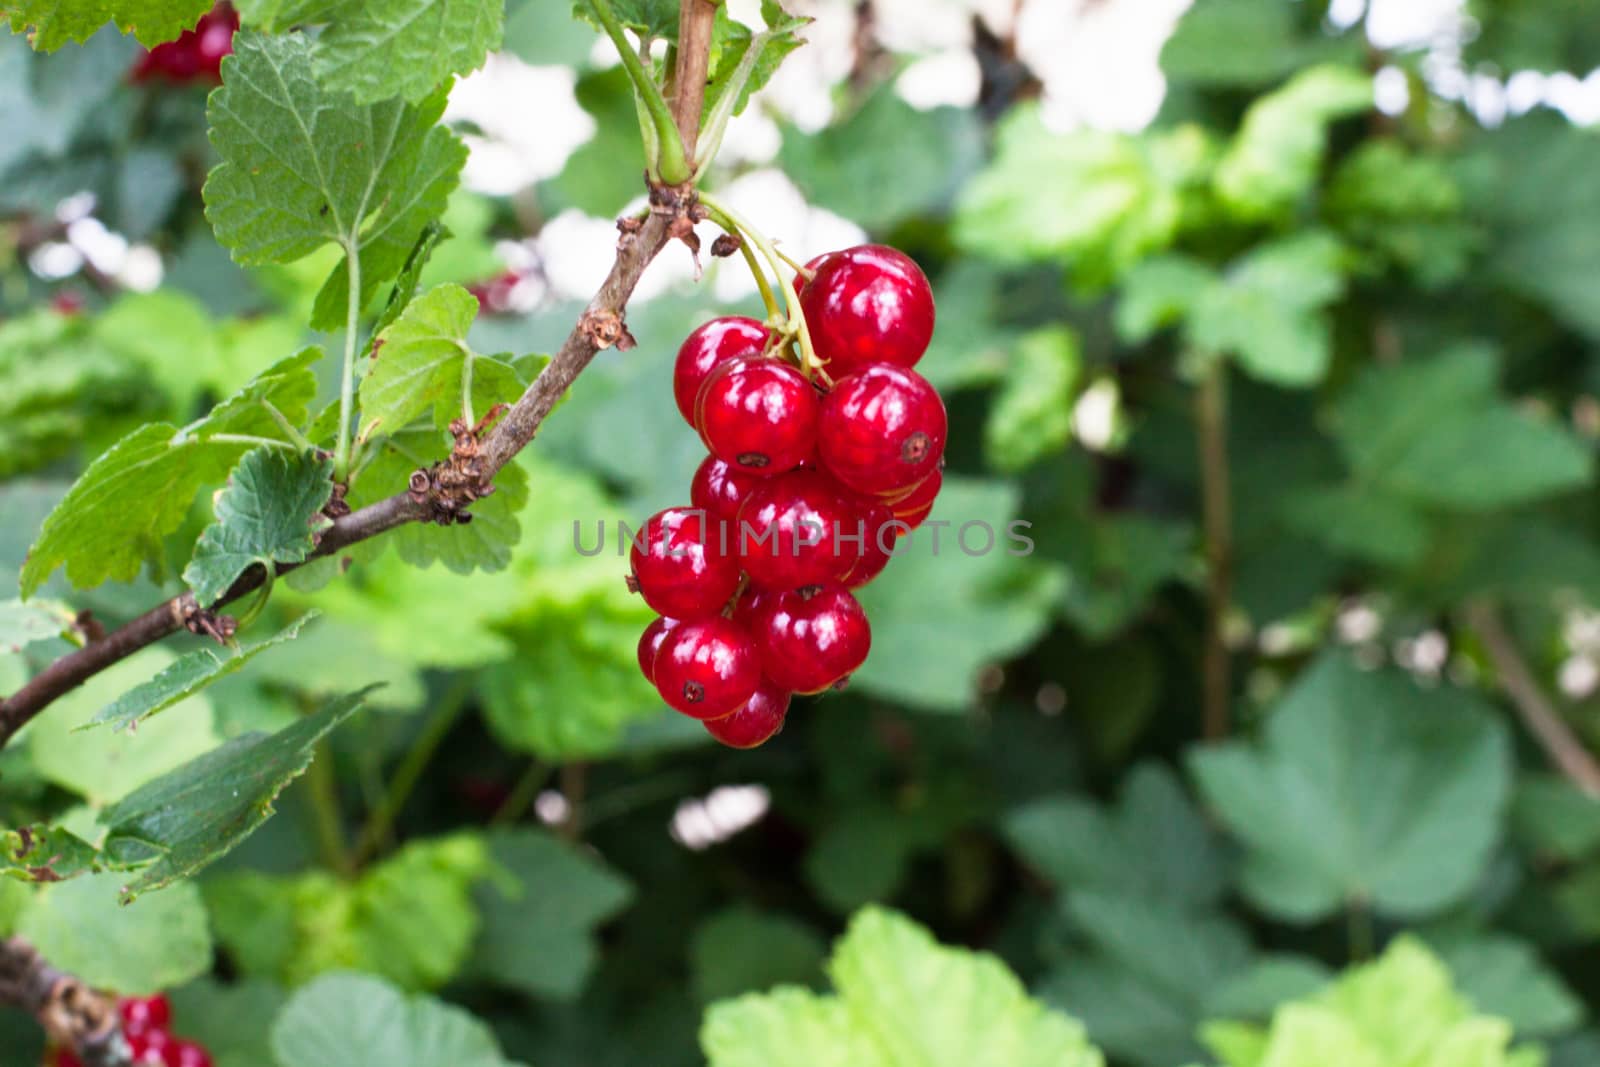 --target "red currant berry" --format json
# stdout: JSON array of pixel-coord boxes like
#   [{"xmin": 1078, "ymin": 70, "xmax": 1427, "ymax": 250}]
[
  {"xmin": 628, "ymin": 508, "xmax": 739, "ymax": 620},
  {"xmin": 653, "ymin": 618, "xmax": 761, "ymax": 719},
  {"xmin": 704, "ymin": 683, "xmax": 791, "ymax": 748},
  {"xmin": 891, "ymin": 467, "xmax": 942, "ymax": 531},
  {"xmin": 170, "ymin": 1041, "xmax": 214, "ymax": 1067},
  {"xmin": 731, "ymin": 587, "xmax": 767, "ymax": 631},
  {"xmin": 736, "ymin": 469, "xmax": 853, "ymax": 591},
  {"xmin": 800, "ymin": 245, "xmax": 934, "ymax": 373},
  {"xmin": 673, "ymin": 316, "xmax": 770, "ymax": 428},
  {"xmin": 840, "ymin": 497, "xmax": 896, "ymax": 588},
  {"xmin": 127, "ymin": 1026, "xmax": 171, "ymax": 1065},
  {"xmin": 120, "ymin": 995, "xmax": 172, "ymax": 1032},
  {"xmin": 55, "ymin": 1051, "xmax": 84, "ymax": 1067},
  {"xmin": 818, "ymin": 364, "xmax": 946, "ymax": 496},
  {"xmin": 748, "ymin": 584, "xmax": 871, "ymax": 694},
  {"xmin": 697, "ymin": 358, "xmax": 820, "ymax": 477},
  {"xmin": 636, "ymin": 616, "xmax": 680, "ymax": 684},
  {"xmin": 193, "ymin": 6, "xmax": 237, "ymax": 79},
  {"xmin": 690, "ymin": 455, "xmax": 763, "ymax": 522},
  {"xmin": 793, "ymin": 251, "xmax": 835, "ymax": 295}
]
